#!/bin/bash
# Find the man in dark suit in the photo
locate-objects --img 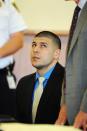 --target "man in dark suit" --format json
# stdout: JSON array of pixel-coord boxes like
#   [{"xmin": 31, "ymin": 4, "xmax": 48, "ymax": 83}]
[
  {"xmin": 55, "ymin": 0, "xmax": 87, "ymax": 130},
  {"xmin": 16, "ymin": 31, "xmax": 64, "ymax": 124}
]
